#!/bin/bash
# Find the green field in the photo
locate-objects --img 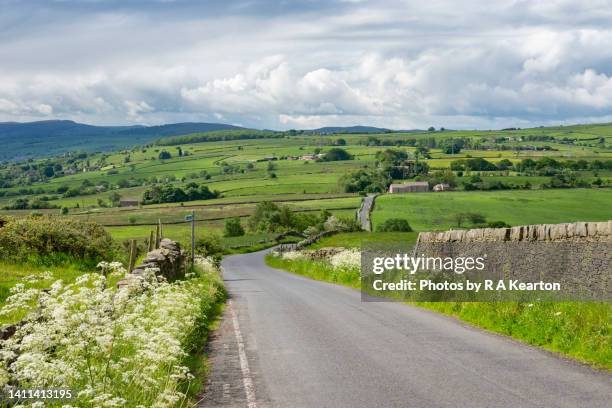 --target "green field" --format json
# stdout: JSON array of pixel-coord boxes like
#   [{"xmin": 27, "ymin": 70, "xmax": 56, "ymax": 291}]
[
  {"xmin": 1, "ymin": 123, "xmax": 611, "ymax": 249},
  {"xmin": 372, "ymin": 189, "xmax": 612, "ymax": 232}
]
